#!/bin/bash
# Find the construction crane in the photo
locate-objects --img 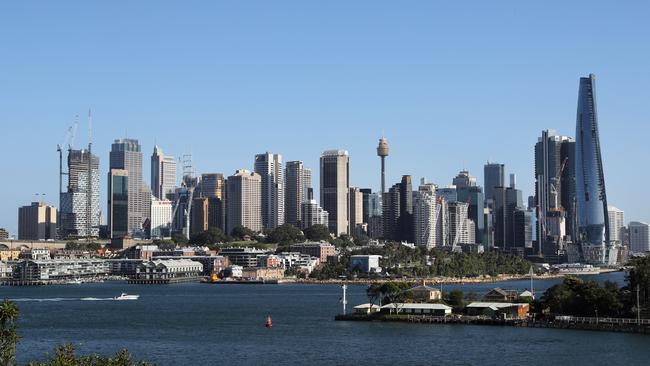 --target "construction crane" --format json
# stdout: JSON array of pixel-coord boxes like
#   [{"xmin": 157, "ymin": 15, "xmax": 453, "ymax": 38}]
[
  {"xmin": 169, "ymin": 154, "xmax": 197, "ymax": 240},
  {"xmin": 549, "ymin": 157, "xmax": 569, "ymax": 211}
]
